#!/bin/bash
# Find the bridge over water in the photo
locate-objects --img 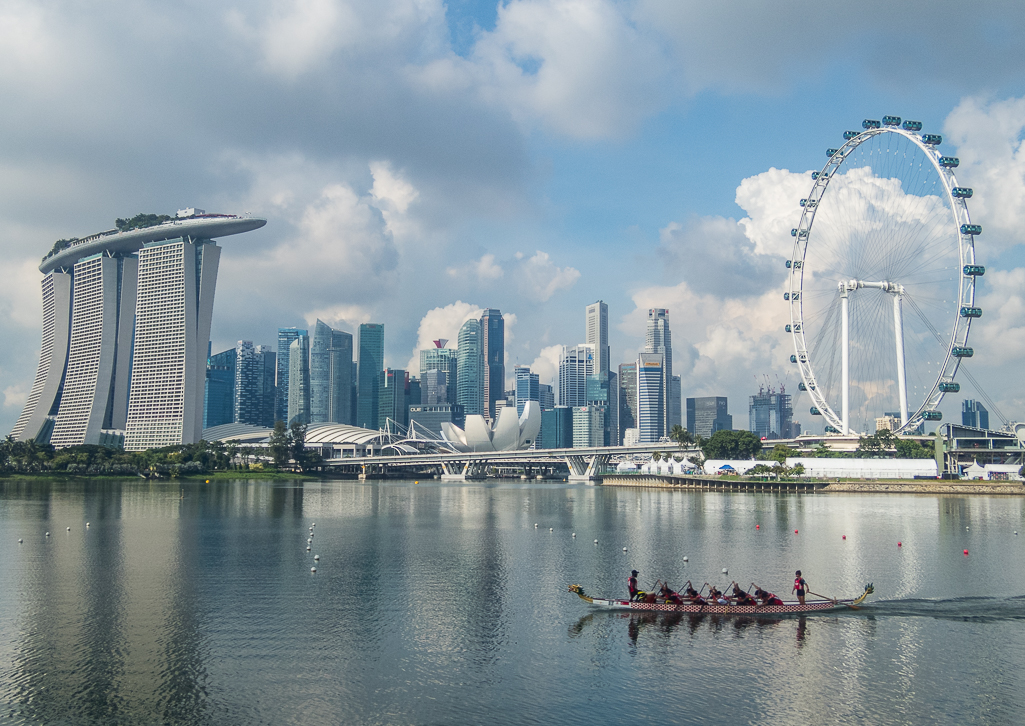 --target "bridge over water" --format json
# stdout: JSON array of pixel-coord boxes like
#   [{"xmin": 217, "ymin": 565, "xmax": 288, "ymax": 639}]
[{"xmin": 322, "ymin": 443, "xmax": 689, "ymax": 483}]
